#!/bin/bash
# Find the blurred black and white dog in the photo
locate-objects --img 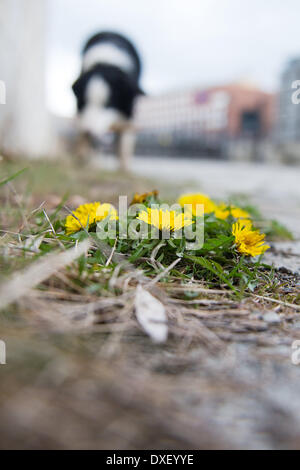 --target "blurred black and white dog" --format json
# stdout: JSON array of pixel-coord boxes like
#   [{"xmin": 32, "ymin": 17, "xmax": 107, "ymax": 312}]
[{"xmin": 72, "ymin": 32, "xmax": 143, "ymax": 170}]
